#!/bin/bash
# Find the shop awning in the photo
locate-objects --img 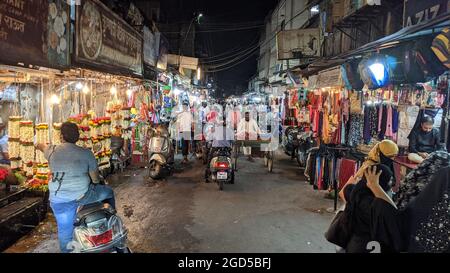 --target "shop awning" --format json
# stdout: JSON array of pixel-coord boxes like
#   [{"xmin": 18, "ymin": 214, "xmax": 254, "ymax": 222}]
[
  {"xmin": 338, "ymin": 12, "xmax": 450, "ymax": 58},
  {"xmin": 302, "ymin": 12, "xmax": 450, "ymax": 76}
]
